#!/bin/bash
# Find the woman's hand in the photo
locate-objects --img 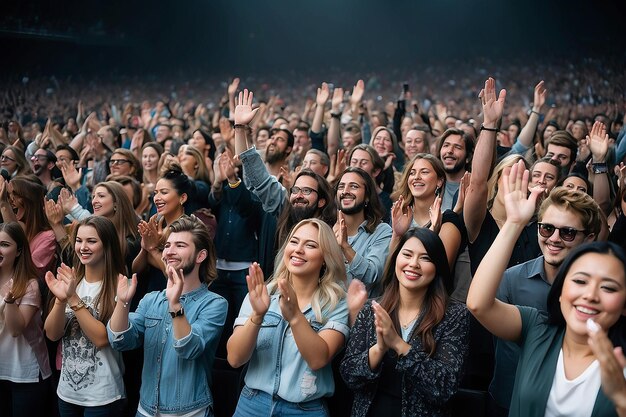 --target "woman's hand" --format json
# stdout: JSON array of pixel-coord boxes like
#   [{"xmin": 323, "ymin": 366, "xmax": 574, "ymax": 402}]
[
  {"xmin": 278, "ymin": 278, "xmax": 300, "ymax": 324},
  {"xmin": 245, "ymin": 262, "xmax": 270, "ymax": 323},
  {"xmin": 588, "ymin": 320, "xmax": 626, "ymax": 411},
  {"xmin": 391, "ymin": 195, "xmax": 412, "ymax": 237},
  {"xmin": 44, "ymin": 197, "xmax": 64, "ymax": 226},
  {"xmin": 502, "ymin": 159, "xmax": 542, "ymax": 226},
  {"xmin": 44, "ymin": 263, "xmax": 77, "ymax": 303},
  {"xmin": 116, "ymin": 273, "xmax": 137, "ymax": 307},
  {"xmin": 326, "ymin": 148, "xmax": 346, "ymax": 184},
  {"xmin": 58, "ymin": 187, "xmax": 78, "ymax": 216},
  {"xmin": 429, "ymin": 195, "xmax": 443, "ymax": 234},
  {"xmin": 453, "ymin": 172, "xmax": 471, "ymax": 214},
  {"xmin": 480, "ymin": 77, "xmax": 506, "ymax": 128},
  {"xmin": 138, "ymin": 215, "xmax": 161, "ymax": 251},
  {"xmin": 372, "ymin": 300, "xmax": 397, "ymax": 353},
  {"xmin": 347, "ymin": 279, "xmax": 367, "ymax": 326}
]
